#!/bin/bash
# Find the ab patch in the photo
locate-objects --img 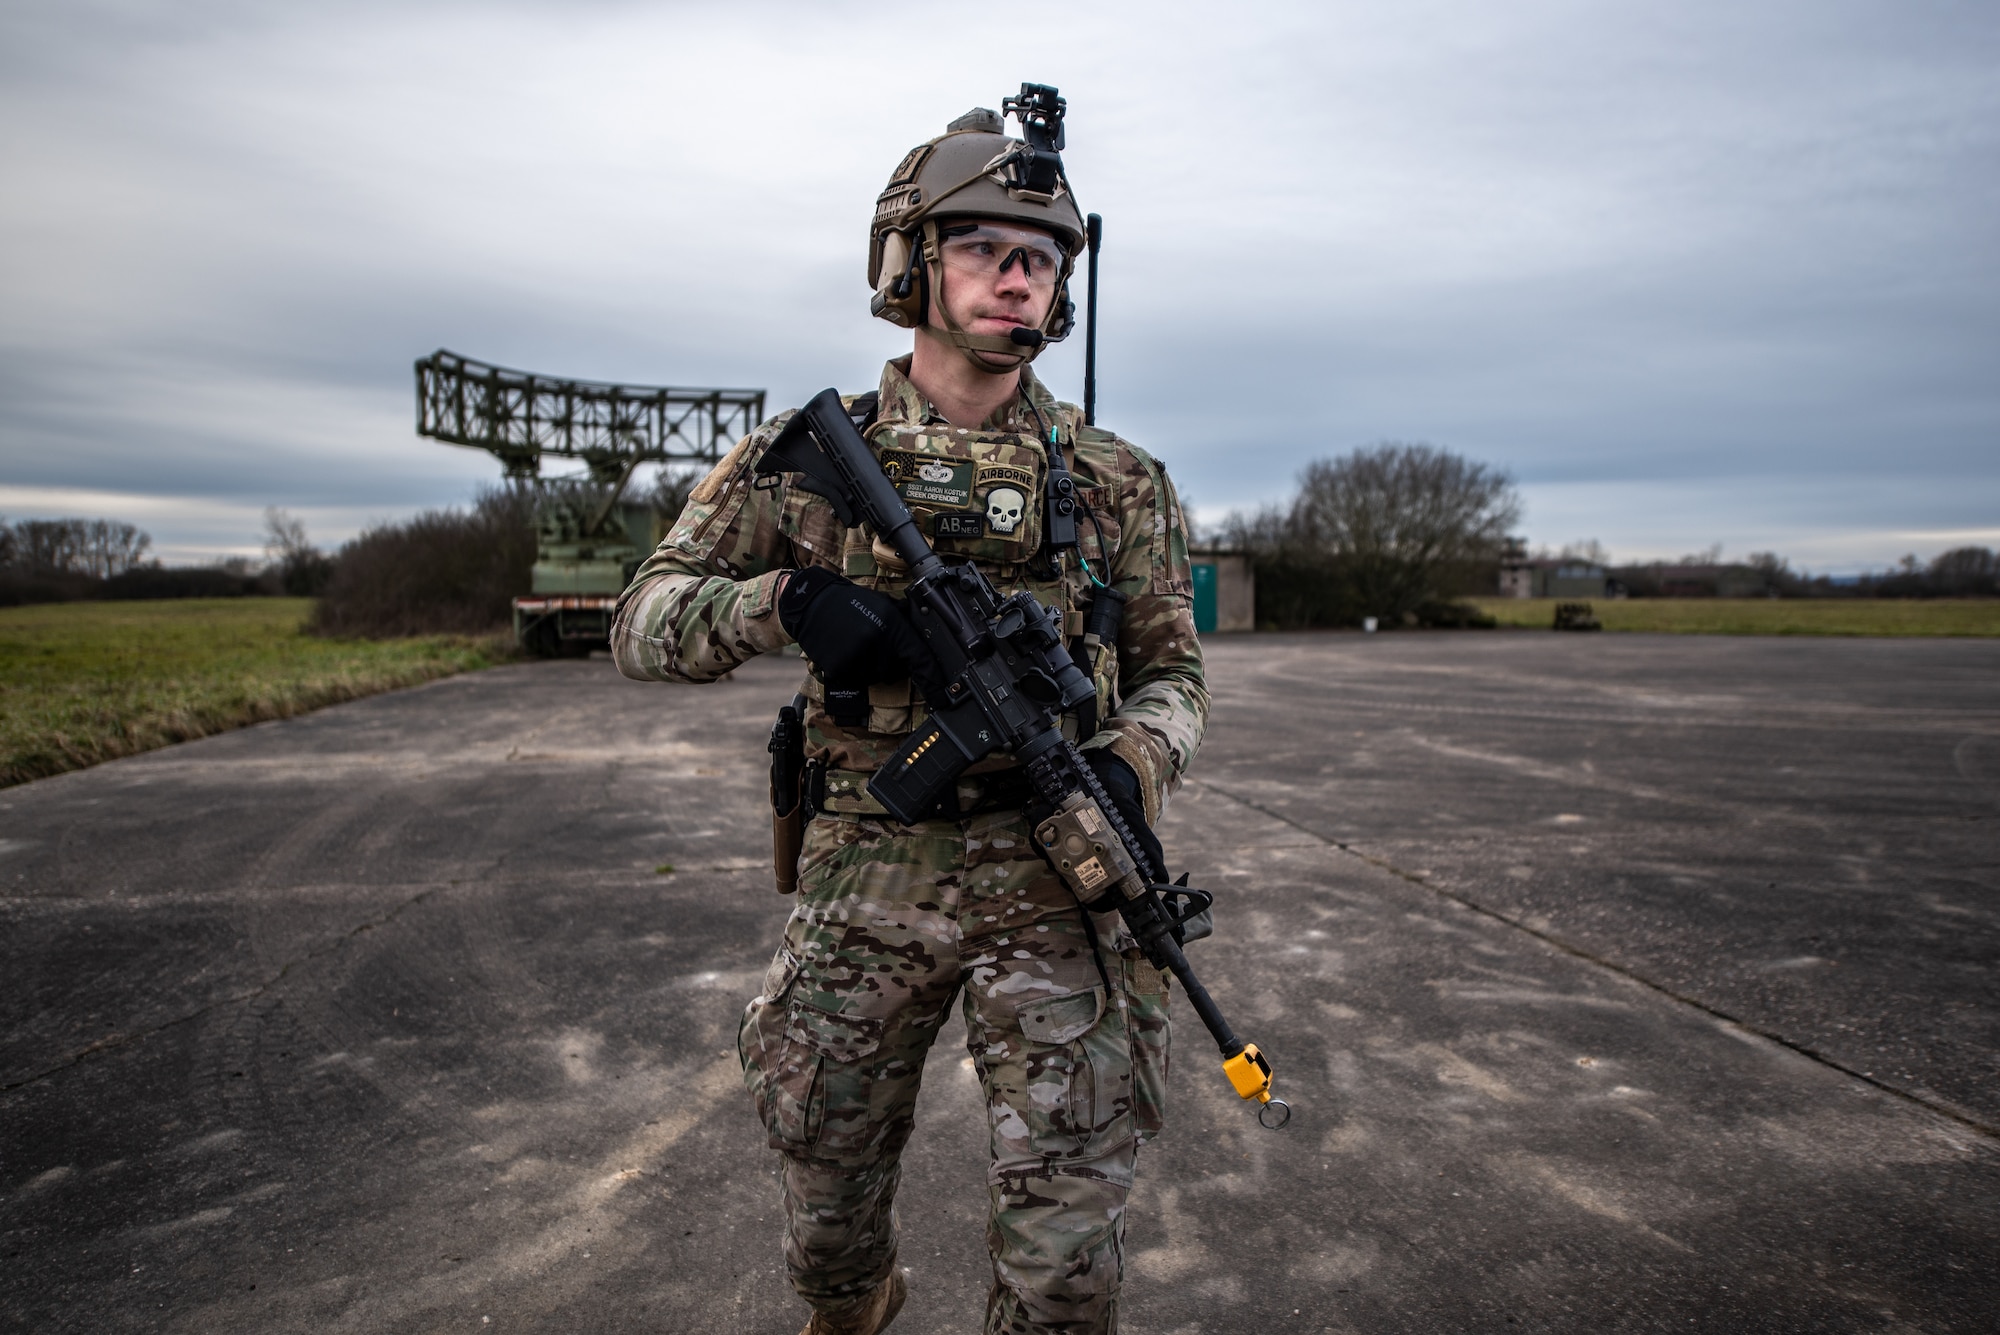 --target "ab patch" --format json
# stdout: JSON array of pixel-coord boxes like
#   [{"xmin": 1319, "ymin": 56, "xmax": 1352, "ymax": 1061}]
[
  {"xmin": 933, "ymin": 512, "xmax": 985, "ymax": 539},
  {"xmin": 880, "ymin": 450, "xmax": 974, "ymax": 509}
]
